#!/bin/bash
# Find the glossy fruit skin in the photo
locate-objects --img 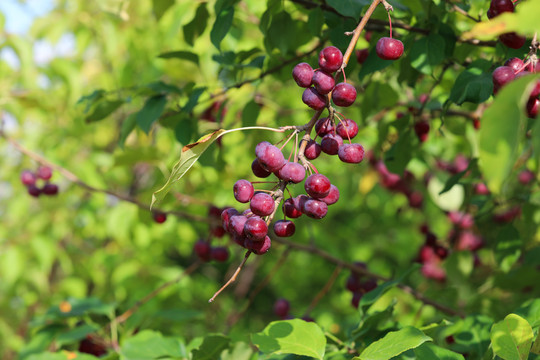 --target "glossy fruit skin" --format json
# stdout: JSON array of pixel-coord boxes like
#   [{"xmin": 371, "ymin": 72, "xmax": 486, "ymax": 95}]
[
  {"xmin": 527, "ymin": 98, "xmax": 539, "ymax": 118},
  {"xmin": 250, "ymin": 192, "xmax": 275, "ymax": 216},
  {"xmin": 315, "ymin": 117, "xmax": 335, "ymax": 136},
  {"xmin": 221, "ymin": 207, "xmax": 239, "ymax": 232},
  {"xmin": 251, "ymin": 159, "xmax": 272, "ymax": 178},
  {"xmin": 229, "ymin": 215, "xmax": 248, "ymax": 237},
  {"xmin": 283, "ymin": 198, "xmax": 303, "ymax": 218},
  {"xmin": 375, "ymin": 37, "xmax": 404, "ymax": 60},
  {"xmin": 312, "ymin": 70, "xmax": 335, "ymax": 95},
  {"xmin": 246, "ymin": 235, "xmax": 271, "ymax": 255},
  {"xmin": 332, "ymin": 83, "xmax": 357, "ymax": 107},
  {"xmin": 302, "ymin": 198, "xmax": 328, "ymax": 219},
  {"xmin": 255, "ymin": 141, "xmax": 286, "ymax": 172},
  {"xmin": 504, "ymin": 57, "xmax": 524, "ymax": 73},
  {"xmin": 304, "ymin": 174, "xmax": 331, "ymax": 198},
  {"xmin": 302, "ymin": 87, "xmax": 327, "ymax": 110},
  {"xmin": 336, "ymin": 119, "xmax": 358, "ymax": 140},
  {"xmin": 292, "ymin": 62, "xmax": 314, "ymax": 88},
  {"xmin": 488, "ymin": 0, "xmax": 514, "ymax": 18},
  {"xmin": 319, "ymin": 184, "xmax": 340, "ymax": 205},
  {"xmin": 492, "ymin": 66, "xmax": 515, "ymax": 93},
  {"xmin": 152, "ymin": 211, "xmax": 167, "ymax": 224},
  {"xmin": 304, "ymin": 140, "xmax": 321, "ymax": 160},
  {"xmin": 321, "ymin": 134, "xmax": 343, "ymax": 155},
  {"xmin": 233, "ymin": 179, "xmax": 254, "ymax": 203},
  {"xmin": 273, "ymin": 220, "xmax": 296, "ymax": 237},
  {"xmin": 318, "ymin": 46, "xmax": 343, "ymax": 73},
  {"xmin": 244, "ymin": 216, "xmax": 268, "ymax": 240},
  {"xmin": 277, "ymin": 162, "xmax": 306, "ymax": 184},
  {"xmin": 338, "ymin": 143, "xmax": 365, "ymax": 163}
]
